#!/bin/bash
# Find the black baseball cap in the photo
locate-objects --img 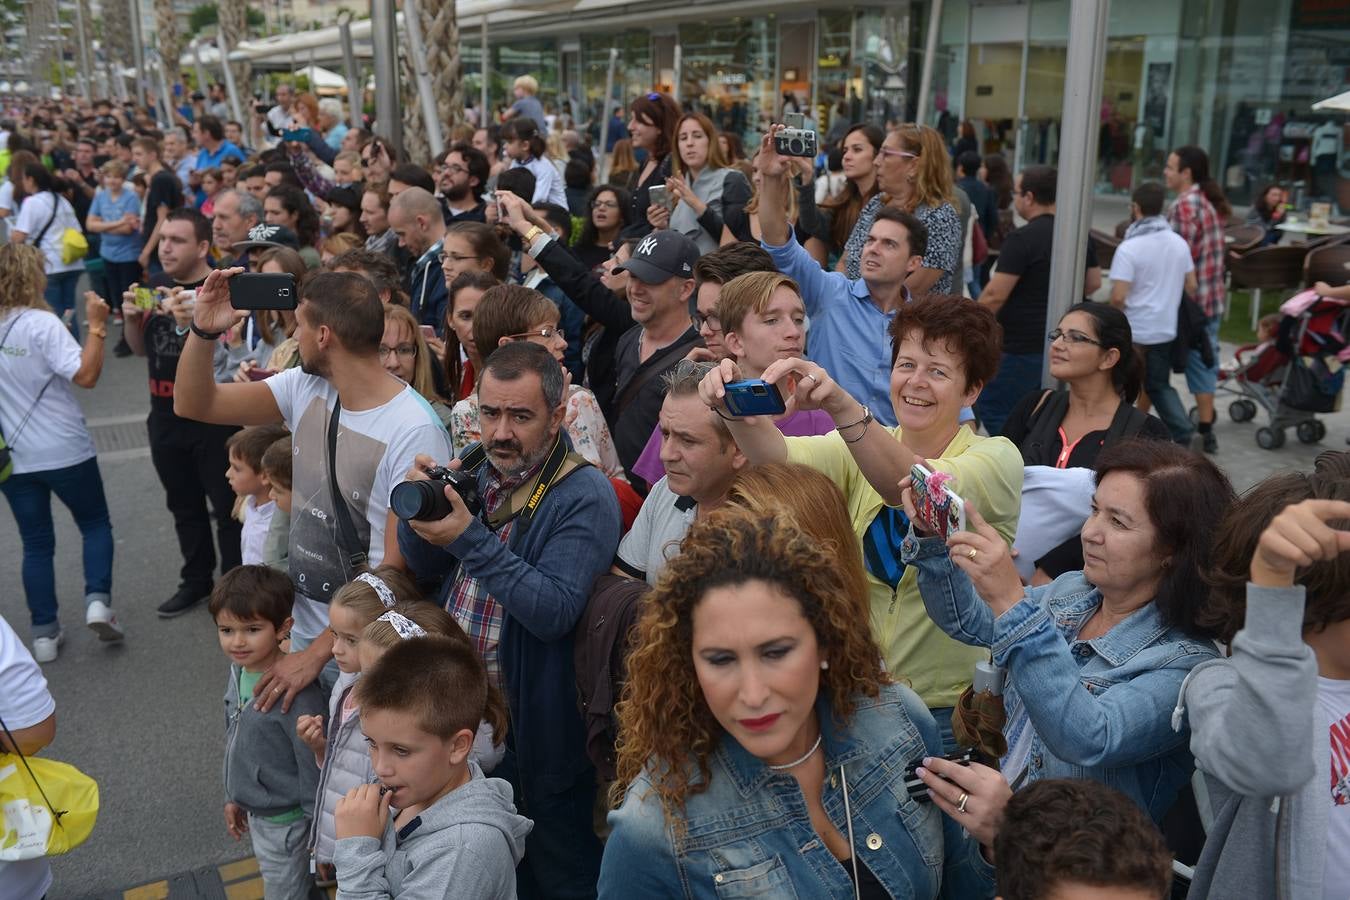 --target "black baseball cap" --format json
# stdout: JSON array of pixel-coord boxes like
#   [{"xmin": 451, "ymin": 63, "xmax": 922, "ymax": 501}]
[
  {"xmin": 231, "ymin": 223, "xmax": 300, "ymax": 253},
  {"xmin": 615, "ymin": 230, "xmax": 699, "ymax": 284},
  {"xmin": 325, "ymin": 186, "xmax": 362, "ymax": 214}
]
